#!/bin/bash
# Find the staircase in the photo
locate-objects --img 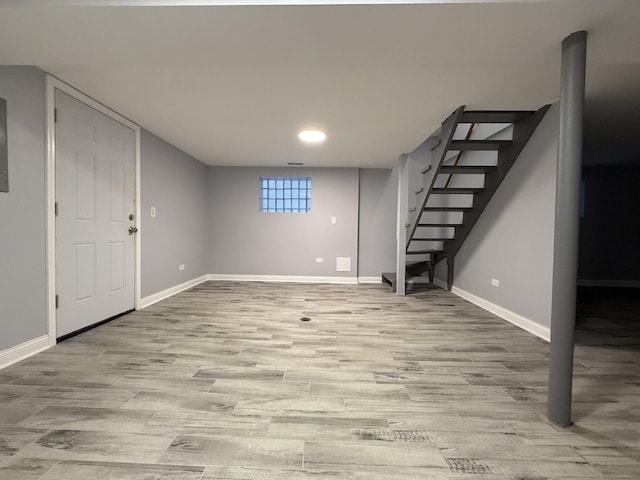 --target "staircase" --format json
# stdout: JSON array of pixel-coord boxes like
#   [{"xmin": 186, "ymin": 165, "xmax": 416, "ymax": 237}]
[{"xmin": 382, "ymin": 104, "xmax": 550, "ymax": 292}]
